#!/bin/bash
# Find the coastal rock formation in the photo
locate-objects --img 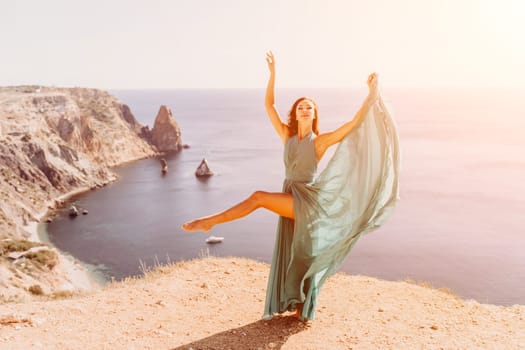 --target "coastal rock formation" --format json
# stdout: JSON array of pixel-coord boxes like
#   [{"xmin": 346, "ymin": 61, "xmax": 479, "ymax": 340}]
[
  {"xmin": 195, "ymin": 158, "xmax": 214, "ymax": 177},
  {"xmin": 150, "ymin": 105, "xmax": 183, "ymax": 152},
  {"xmin": 160, "ymin": 158, "xmax": 168, "ymax": 174},
  {"xmin": 69, "ymin": 206, "xmax": 79, "ymax": 217},
  {"xmin": 0, "ymin": 85, "xmax": 177, "ymax": 301}
]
